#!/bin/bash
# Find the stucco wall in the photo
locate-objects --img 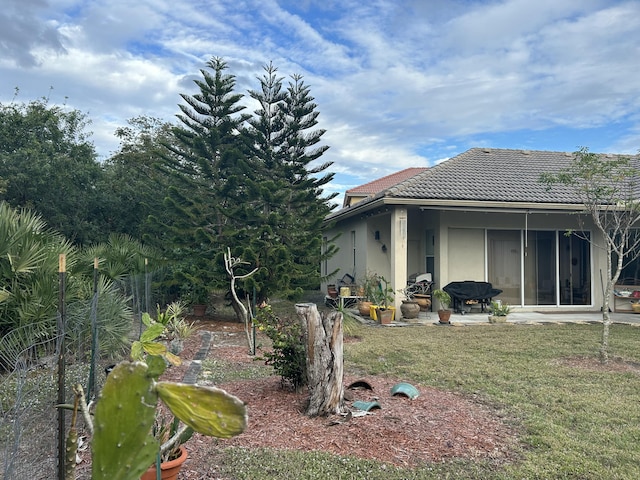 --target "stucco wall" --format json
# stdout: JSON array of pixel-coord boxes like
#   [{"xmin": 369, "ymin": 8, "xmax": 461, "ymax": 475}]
[
  {"xmin": 325, "ymin": 206, "xmax": 609, "ymax": 311},
  {"xmin": 323, "ymin": 213, "xmax": 393, "ymax": 289}
]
